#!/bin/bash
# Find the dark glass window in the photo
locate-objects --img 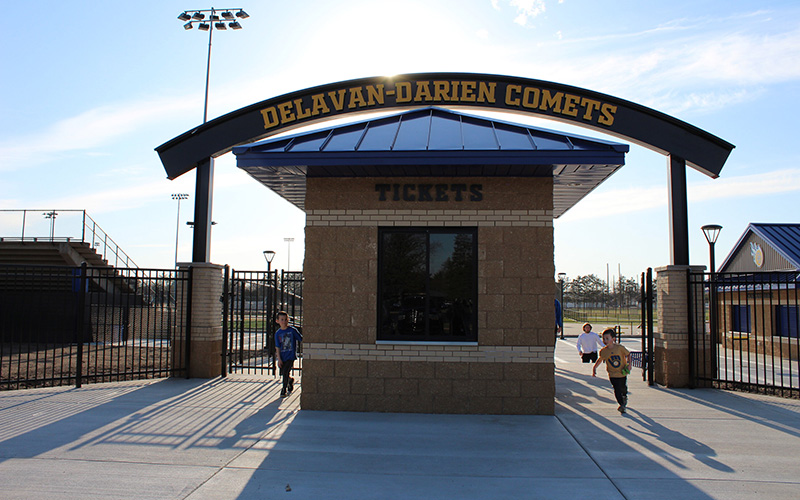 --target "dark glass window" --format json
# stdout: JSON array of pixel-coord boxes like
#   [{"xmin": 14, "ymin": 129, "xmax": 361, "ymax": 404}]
[
  {"xmin": 775, "ymin": 305, "xmax": 799, "ymax": 338},
  {"xmin": 732, "ymin": 305, "xmax": 751, "ymax": 333},
  {"xmin": 378, "ymin": 228, "xmax": 477, "ymax": 341}
]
